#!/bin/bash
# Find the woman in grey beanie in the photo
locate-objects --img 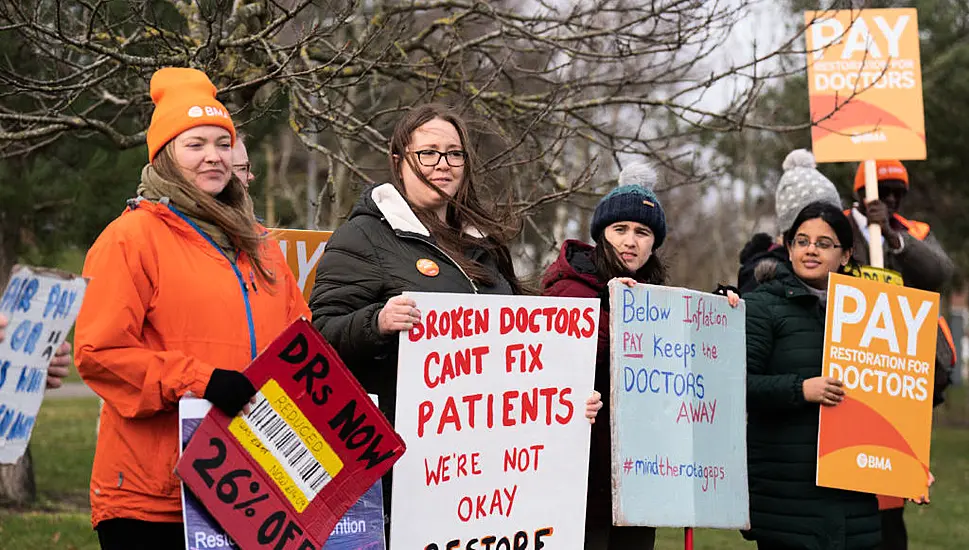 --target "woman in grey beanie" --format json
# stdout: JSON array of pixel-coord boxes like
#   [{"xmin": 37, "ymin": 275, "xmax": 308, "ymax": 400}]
[{"xmin": 738, "ymin": 149, "xmax": 843, "ymax": 293}]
